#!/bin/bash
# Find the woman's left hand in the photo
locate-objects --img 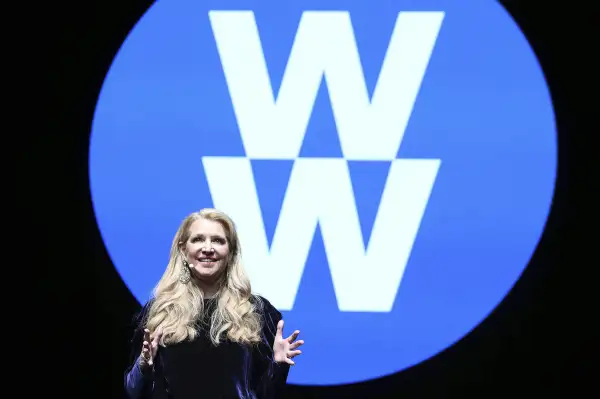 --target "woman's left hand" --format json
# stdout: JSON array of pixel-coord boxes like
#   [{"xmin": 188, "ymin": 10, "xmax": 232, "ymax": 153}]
[{"xmin": 273, "ymin": 320, "xmax": 304, "ymax": 365}]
